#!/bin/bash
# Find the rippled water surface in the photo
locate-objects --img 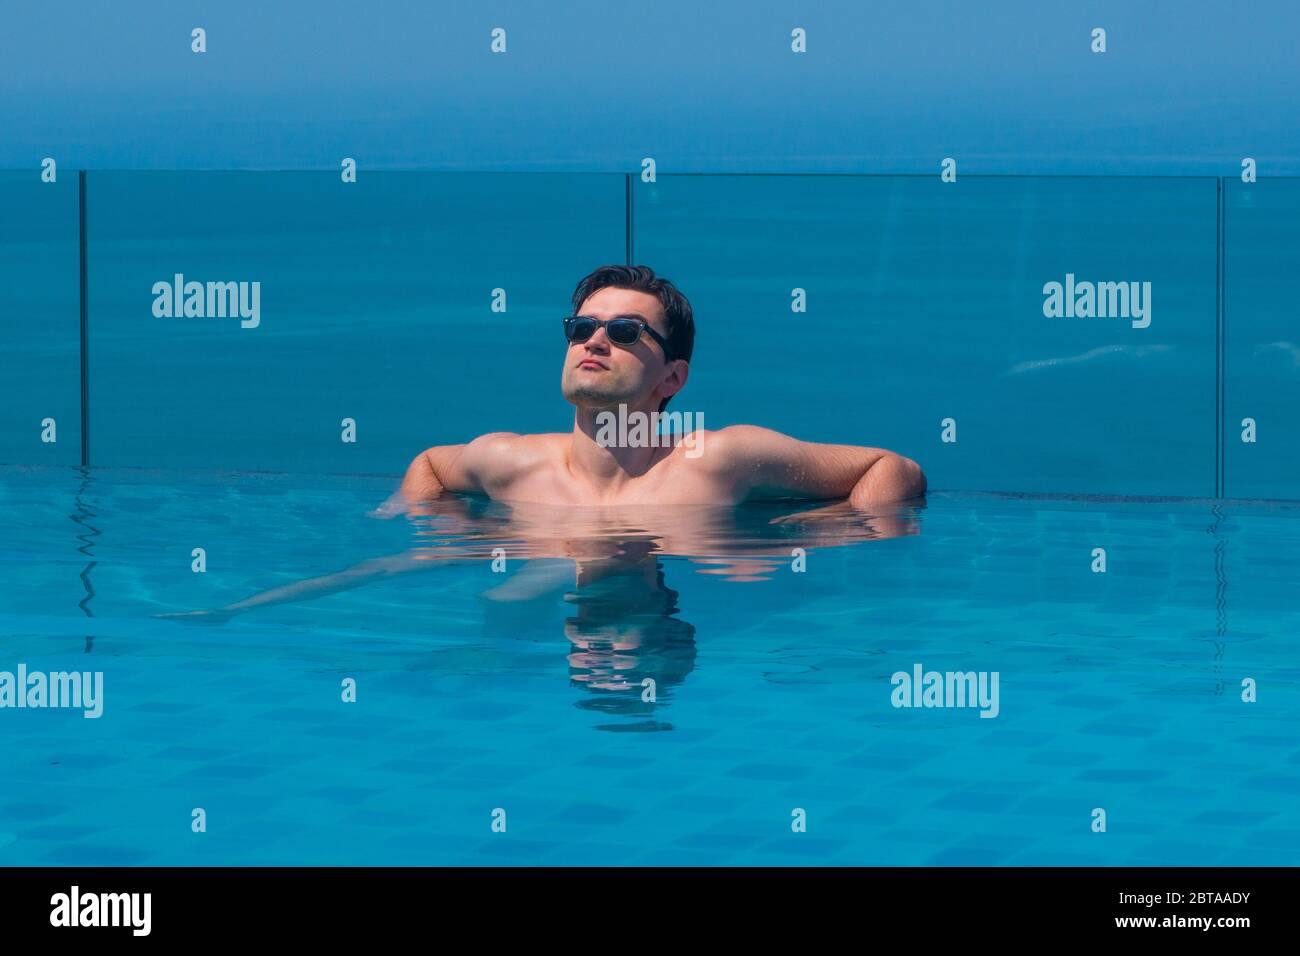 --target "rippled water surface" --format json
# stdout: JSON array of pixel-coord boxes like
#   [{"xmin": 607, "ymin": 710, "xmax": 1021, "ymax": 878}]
[{"xmin": 1, "ymin": 465, "xmax": 1297, "ymax": 865}]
